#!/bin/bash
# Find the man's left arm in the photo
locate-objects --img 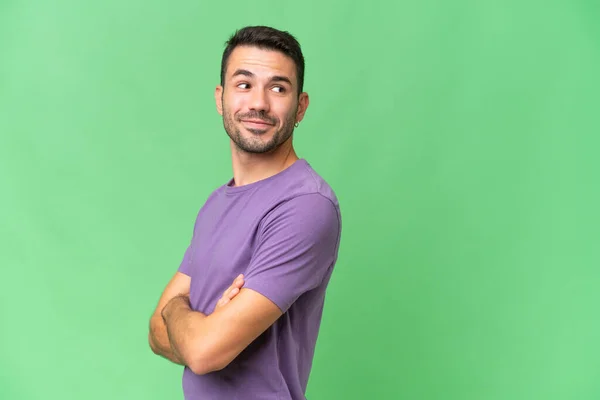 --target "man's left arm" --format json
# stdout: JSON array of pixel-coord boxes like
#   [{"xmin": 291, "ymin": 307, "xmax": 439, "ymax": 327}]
[{"xmin": 161, "ymin": 288, "xmax": 283, "ymax": 375}]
